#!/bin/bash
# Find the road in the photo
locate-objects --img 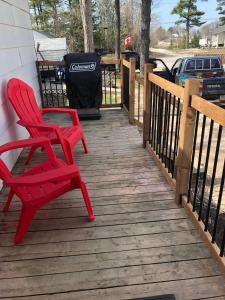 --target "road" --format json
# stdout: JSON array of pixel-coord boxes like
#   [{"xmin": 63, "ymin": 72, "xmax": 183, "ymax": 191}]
[{"xmin": 150, "ymin": 48, "xmax": 193, "ymax": 69}]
